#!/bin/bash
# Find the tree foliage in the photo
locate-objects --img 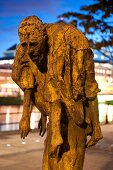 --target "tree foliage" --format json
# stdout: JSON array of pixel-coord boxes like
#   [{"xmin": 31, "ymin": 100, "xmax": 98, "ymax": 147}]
[{"xmin": 58, "ymin": 0, "xmax": 113, "ymax": 59}]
